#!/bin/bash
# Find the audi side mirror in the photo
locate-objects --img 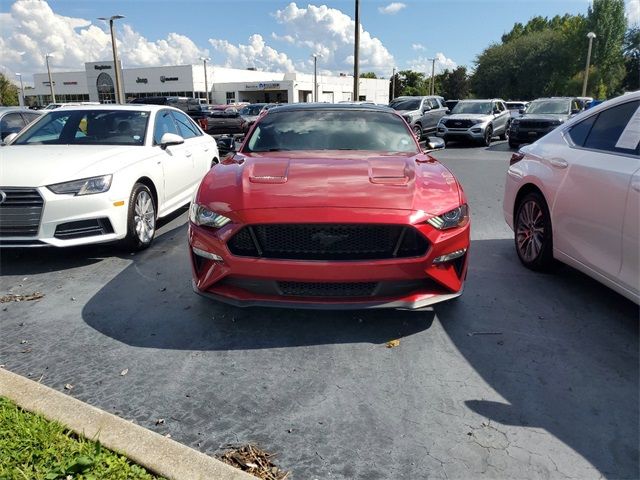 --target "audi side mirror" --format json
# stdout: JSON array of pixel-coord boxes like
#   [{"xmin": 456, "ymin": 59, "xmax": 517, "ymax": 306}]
[
  {"xmin": 2, "ymin": 133, "xmax": 18, "ymax": 145},
  {"xmin": 159, "ymin": 132, "xmax": 185, "ymax": 149}
]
